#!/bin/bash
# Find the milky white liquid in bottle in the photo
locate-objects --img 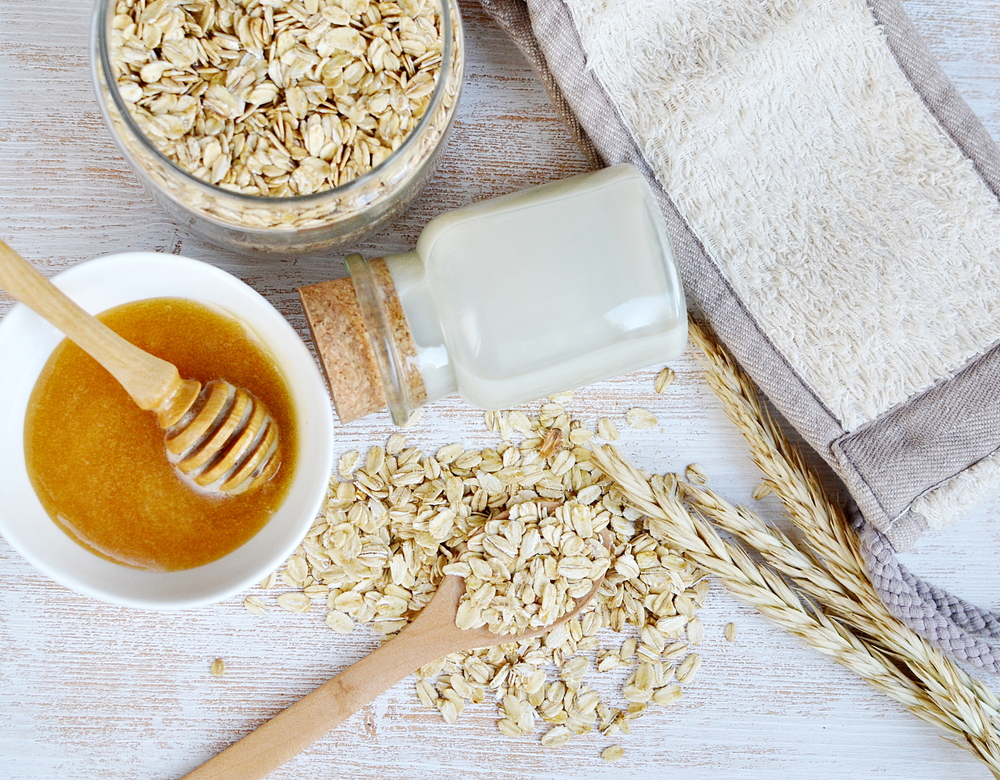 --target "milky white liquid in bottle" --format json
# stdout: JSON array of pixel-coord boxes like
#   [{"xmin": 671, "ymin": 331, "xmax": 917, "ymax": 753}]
[{"xmin": 384, "ymin": 165, "xmax": 687, "ymax": 413}]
